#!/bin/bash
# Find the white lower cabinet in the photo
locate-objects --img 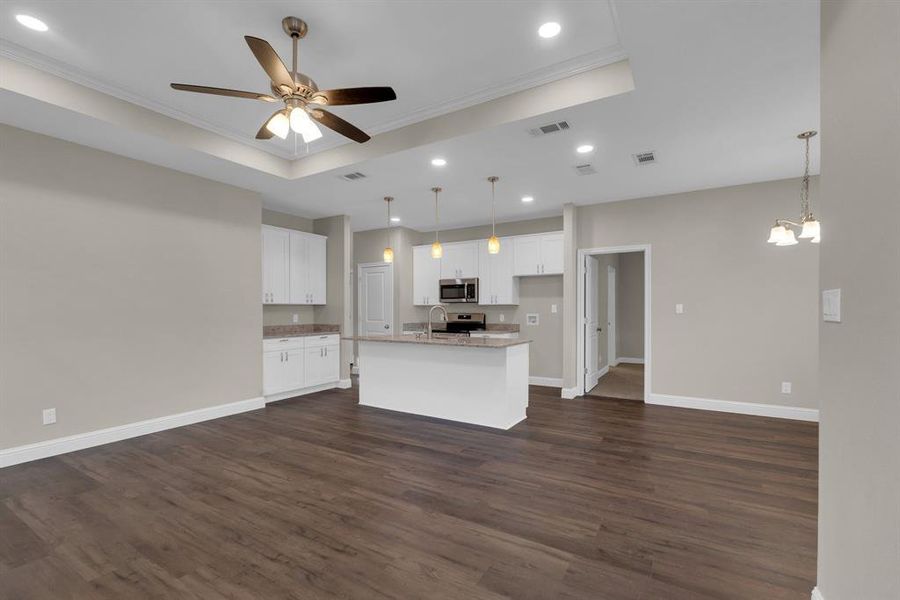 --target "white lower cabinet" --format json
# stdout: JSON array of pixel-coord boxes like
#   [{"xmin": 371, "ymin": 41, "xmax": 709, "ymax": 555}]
[{"xmin": 263, "ymin": 335, "xmax": 339, "ymax": 396}]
